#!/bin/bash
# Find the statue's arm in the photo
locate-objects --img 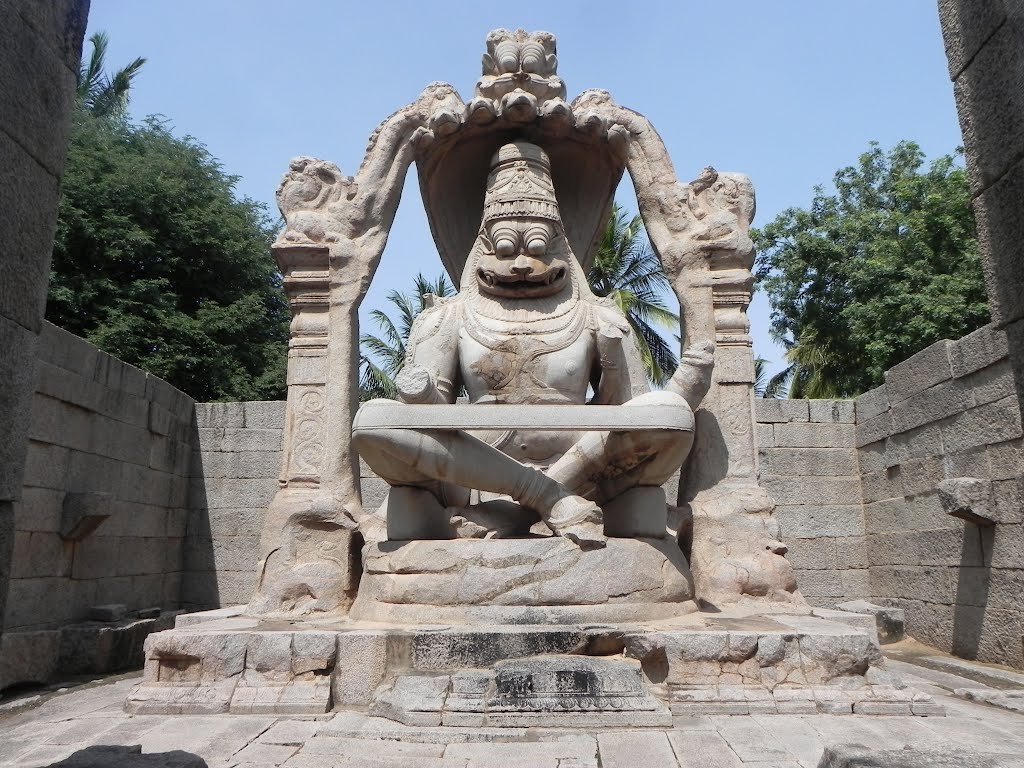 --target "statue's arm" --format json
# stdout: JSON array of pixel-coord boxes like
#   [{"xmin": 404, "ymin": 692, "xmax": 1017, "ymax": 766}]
[
  {"xmin": 396, "ymin": 300, "xmax": 460, "ymax": 404},
  {"xmin": 572, "ymin": 92, "xmax": 755, "ymax": 353},
  {"xmin": 590, "ymin": 308, "xmax": 650, "ymax": 405}
]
